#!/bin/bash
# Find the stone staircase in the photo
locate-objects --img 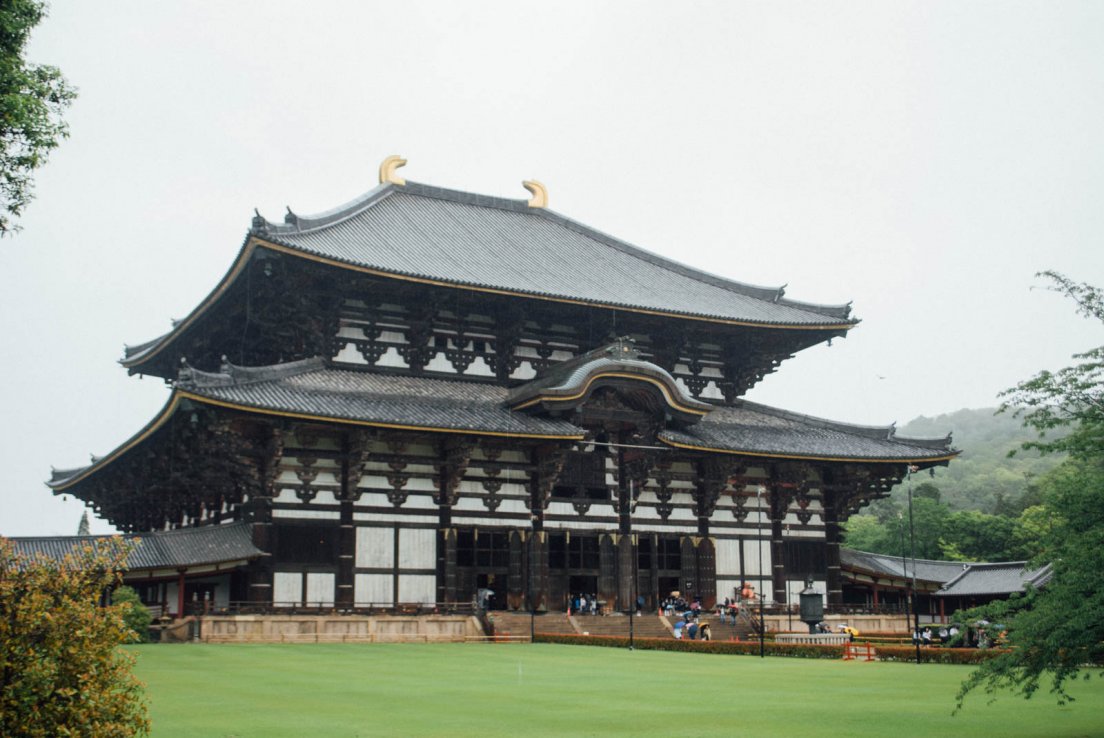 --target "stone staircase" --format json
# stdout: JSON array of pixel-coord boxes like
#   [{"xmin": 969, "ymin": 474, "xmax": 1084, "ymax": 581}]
[
  {"xmin": 489, "ymin": 611, "xmax": 578, "ymax": 639},
  {"xmin": 568, "ymin": 613, "xmax": 673, "ymax": 639}
]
